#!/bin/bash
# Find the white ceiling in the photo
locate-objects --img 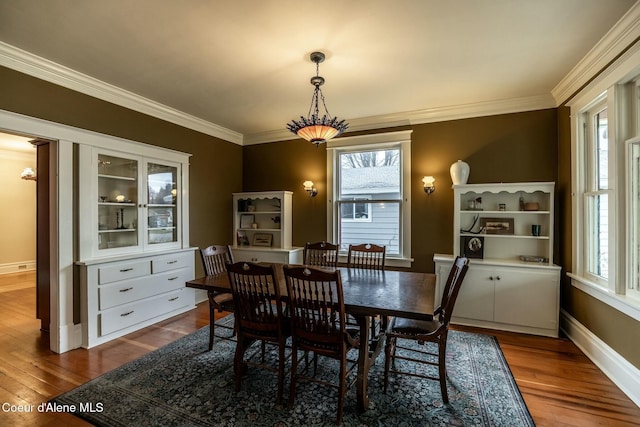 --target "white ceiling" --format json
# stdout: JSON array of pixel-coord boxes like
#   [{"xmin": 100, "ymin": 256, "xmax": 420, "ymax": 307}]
[{"xmin": 0, "ymin": 0, "xmax": 637, "ymax": 145}]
